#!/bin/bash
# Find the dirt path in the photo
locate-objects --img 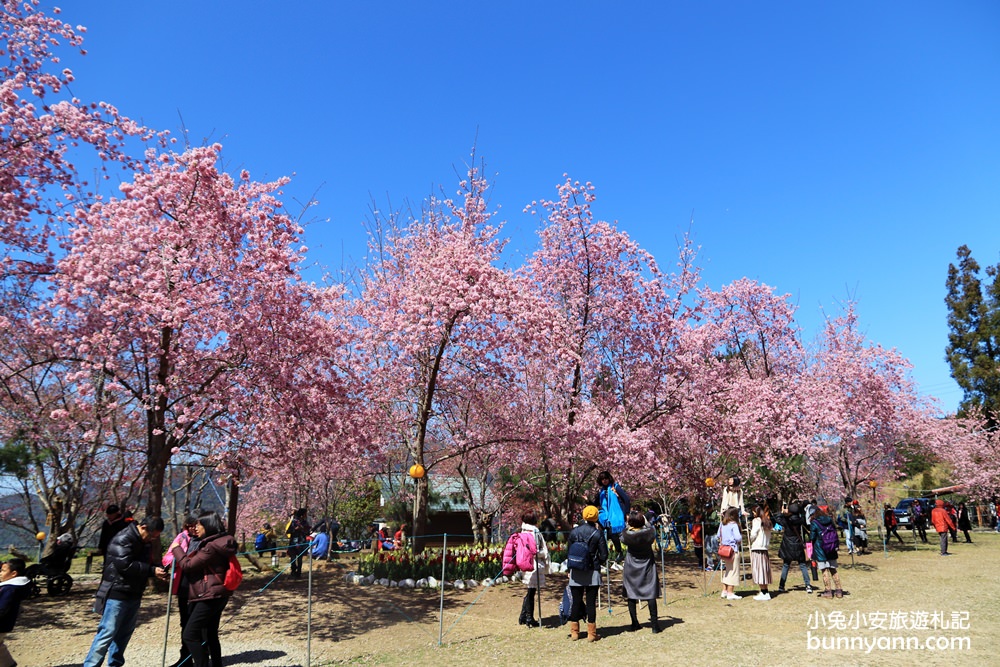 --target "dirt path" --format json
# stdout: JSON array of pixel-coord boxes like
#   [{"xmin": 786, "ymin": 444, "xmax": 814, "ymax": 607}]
[{"xmin": 10, "ymin": 533, "xmax": 998, "ymax": 666}]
